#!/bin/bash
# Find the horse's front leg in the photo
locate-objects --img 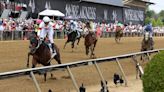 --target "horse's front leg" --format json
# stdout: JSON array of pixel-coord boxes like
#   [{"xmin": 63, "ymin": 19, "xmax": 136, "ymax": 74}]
[
  {"xmin": 71, "ymin": 41, "xmax": 75, "ymax": 52},
  {"xmin": 85, "ymin": 46, "xmax": 89, "ymax": 55},
  {"xmin": 27, "ymin": 52, "xmax": 31, "ymax": 68},
  {"xmin": 63, "ymin": 41, "xmax": 68, "ymax": 49},
  {"xmin": 77, "ymin": 38, "xmax": 81, "ymax": 45},
  {"xmin": 90, "ymin": 45, "xmax": 95, "ymax": 59}
]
